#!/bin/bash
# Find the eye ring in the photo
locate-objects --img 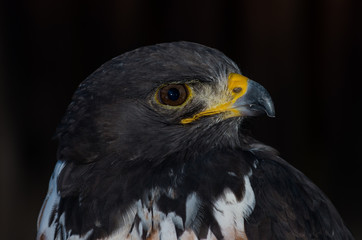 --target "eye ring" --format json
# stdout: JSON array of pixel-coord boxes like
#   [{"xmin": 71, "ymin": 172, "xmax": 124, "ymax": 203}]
[{"xmin": 158, "ymin": 84, "xmax": 189, "ymax": 106}]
